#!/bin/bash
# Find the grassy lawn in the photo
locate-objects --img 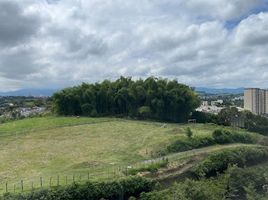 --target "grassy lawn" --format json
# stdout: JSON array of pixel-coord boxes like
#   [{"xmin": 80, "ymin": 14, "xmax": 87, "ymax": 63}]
[
  {"xmin": 0, "ymin": 117, "xmax": 114, "ymax": 136},
  {"xmin": 0, "ymin": 117, "xmax": 265, "ymax": 194}
]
